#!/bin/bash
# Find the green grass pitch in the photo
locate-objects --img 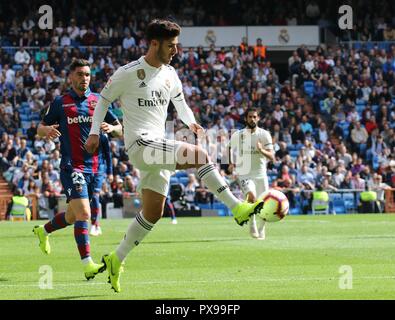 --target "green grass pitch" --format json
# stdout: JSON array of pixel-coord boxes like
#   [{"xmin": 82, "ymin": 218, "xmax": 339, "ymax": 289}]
[{"xmin": 0, "ymin": 214, "xmax": 394, "ymax": 300}]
